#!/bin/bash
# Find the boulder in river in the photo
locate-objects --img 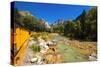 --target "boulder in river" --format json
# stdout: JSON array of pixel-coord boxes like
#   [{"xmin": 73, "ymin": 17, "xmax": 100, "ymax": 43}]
[
  {"xmin": 30, "ymin": 57, "xmax": 38, "ymax": 63},
  {"xmin": 89, "ymin": 53, "xmax": 97, "ymax": 61}
]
